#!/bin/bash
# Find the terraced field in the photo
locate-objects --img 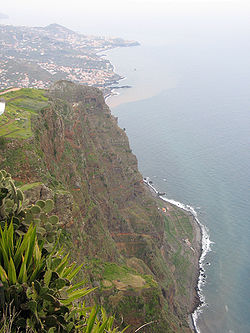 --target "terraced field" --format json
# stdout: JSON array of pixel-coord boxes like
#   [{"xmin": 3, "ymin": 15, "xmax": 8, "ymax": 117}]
[{"xmin": 0, "ymin": 88, "xmax": 48, "ymax": 139}]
